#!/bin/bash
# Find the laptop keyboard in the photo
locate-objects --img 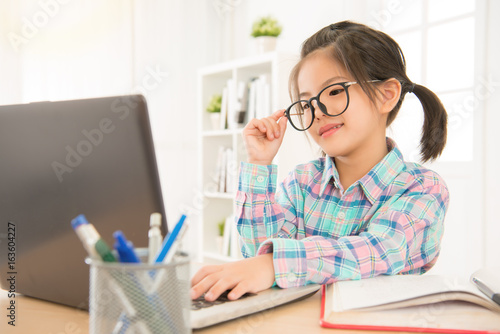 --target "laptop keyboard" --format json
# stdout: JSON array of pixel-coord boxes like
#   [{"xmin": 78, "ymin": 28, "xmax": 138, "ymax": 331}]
[{"xmin": 191, "ymin": 290, "xmax": 257, "ymax": 311}]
